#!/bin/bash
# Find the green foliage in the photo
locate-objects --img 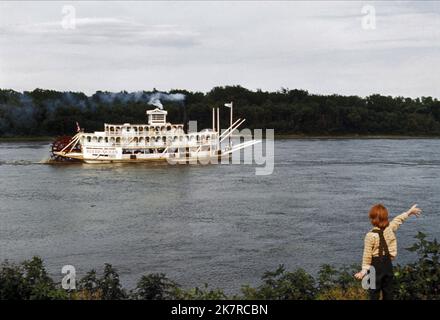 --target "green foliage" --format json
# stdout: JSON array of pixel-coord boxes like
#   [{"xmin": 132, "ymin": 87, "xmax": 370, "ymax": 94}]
[
  {"xmin": 315, "ymin": 264, "xmax": 367, "ymax": 300},
  {"xmin": 241, "ymin": 265, "xmax": 316, "ymax": 300},
  {"xmin": 100, "ymin": 264, "xmax": 126, "ymax": 300},
  {"xmin": 131, "ymin": 273, "xmax": 178, "ymax": 300},
  {"xmin": 1, "ymin": 87, "xmax": 440, "ymax": 137},
  {"xmin": 75, "ymin": 264, "xmax": 127, "ymax": 300},
  {"xmin": 0, "ymin": 257, "xmax": 67, "ymax": 300},
  {"xmin": 1, "ymin": 233, "xmax": 440, "ymax": 300},
  {"xmin": 394, "ymin": 232, "xmax": 440, "ymax": 300},
  {"xmin": 316, "ymin": 286, "xmax": 368, "ymax": 300}
]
